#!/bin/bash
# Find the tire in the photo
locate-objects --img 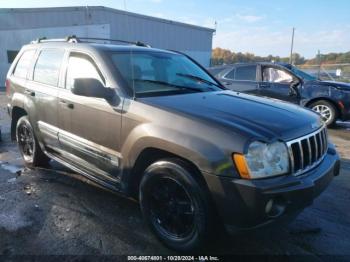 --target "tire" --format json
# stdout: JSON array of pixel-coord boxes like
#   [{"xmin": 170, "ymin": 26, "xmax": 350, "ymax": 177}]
[
  {"xmin": 309, "ymin": 100, "xmax": 338, "ymax": 127},
  {"xmin": 16, "ymin": 116, "xmax": 50, "ymax": 167},
  {"xmin": 139, "ymin": 159, "xmax": 213, "ymax": 252}
]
